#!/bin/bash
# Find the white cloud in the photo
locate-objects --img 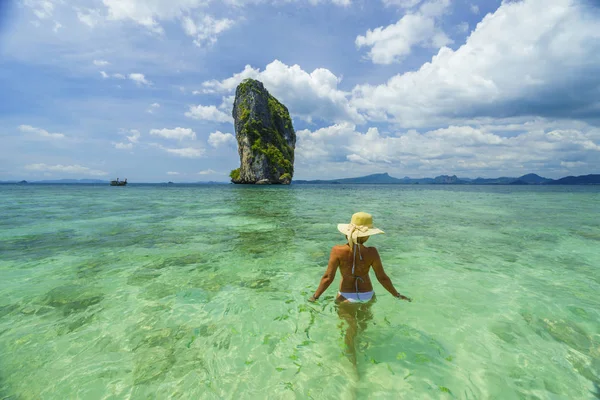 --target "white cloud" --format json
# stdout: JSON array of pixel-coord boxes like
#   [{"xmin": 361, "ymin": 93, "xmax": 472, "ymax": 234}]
[
  {"xmin": 153, "ymin": 144, "xmax": 205, "ymax": 158},
  {"xmin": 457, "ymin": 22, "xmax": 469, "ymax": 33},
  {"xmin": 208, "ymin": 131, "xmax": 236, "ymax": 148},
  {"xmin": 201, "ymin": 60, "xmax": 363, "ymax": 124},
  {"xmin": 114, "ymin": 142, "xmax": 133, "ymax": 150},
  {"xmin": 100, "ymin": 0, "xmax": 351, "ymax": 35},
  {"xmin": 114, "ymin": 129, "xmax": 140, "ymax": 149},
  {"xmin": 295, "ymin": 122, "xmax": 600, "ymax": 177},
  {"xmin": 24, "ymin": 0, "xmax": 54, "ymax": 19},
  {"xmin": 185, "ymin": 105, "xmax": 232, "ymax": 122},
  {"xmin": 167, "ymin": 171, "xmax": 180, "ymax": 175},
  {"xmin": 470, "ymin": 4, "xmax": 479, "ymax": 14},
  {"xmin": 356, "ymin": 0, "xmax": 452, "ymax": 65},
  {"xmin": 147, "ymin": 103, "xmax": 161, "ymax": 113},
  {"xmin": 18, "ymin": 124, "xmax": 65, "ymax": 139},
  {"xmin": 198, "ymin": 169, "xmax": 217, "ymax": 175},
  {"xmin": 350, "ymin": 0, "xmax": 600, "ymax": 127},
  {"xmin": 381, "ymin": 0, "xmax": 422, "ymax": 7},
  {"xmin": 126, "ymin": 129, "xmax": 141, "ymax": 143},
  {"xmin": 560, "ymin": 161, "xmax": 586, "ymax": 168},
  {"xmin": 25, "ymin": 163, "xmax": 108, "ymax": 176},
  {"xmin": 181, "ymin": 15, "xmax": 235, "ymax": 47},
  {"xmin": 53, "ymin": 22, "xmax": 62, "ymax": 32},
  {"xmin": 77, "ymin": 8, "xmax": 103, "ymax": 28},
  {"xmin": 346, "ymin": 153, "xmax": 372, "ymax": 164},
  {"xmin": 150, "ymin": 127, "xmax": 197, "ymax": 140},
  {"xmin": 93, "ymin": 60, "xmax": 110, "ymax": 66},
  {"xmin": 100, "ymin": 71, "xmax": 127, "ymax": 80},
  {"xmin": 129, "ymin": 73, "xmax": 151, "ymax": 86}
]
